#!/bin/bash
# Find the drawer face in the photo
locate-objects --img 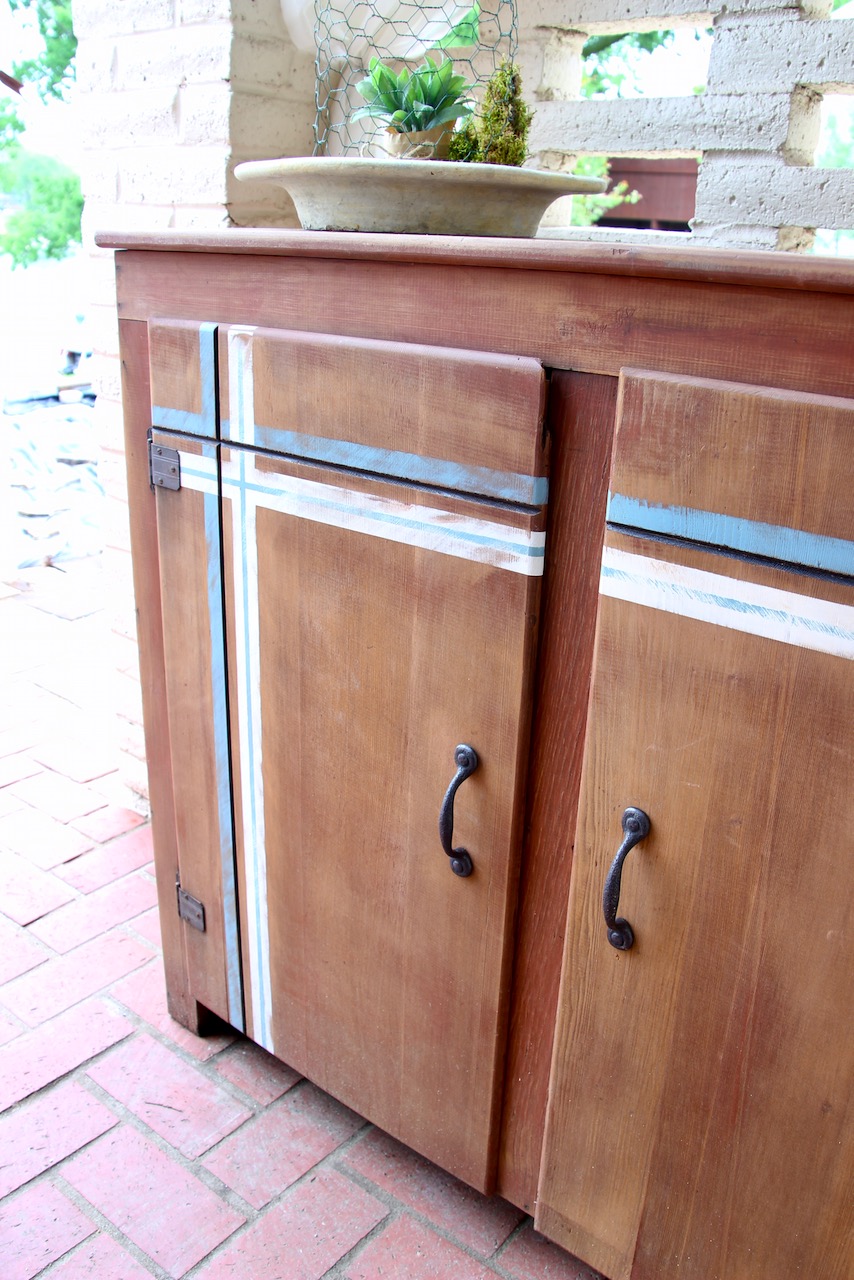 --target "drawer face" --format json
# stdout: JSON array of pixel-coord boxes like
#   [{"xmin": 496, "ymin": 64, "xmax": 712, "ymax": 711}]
[
  {"xmin": 608, "ymin": 370, "xmax": 854, "ymax": 575},
  {"xmin": 148, "ymin": 320, "xmax": 218, "ymax": 440},
  {"xmin": 216, "ymin": 325, "xmax": 548, "ymax": 504}
]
